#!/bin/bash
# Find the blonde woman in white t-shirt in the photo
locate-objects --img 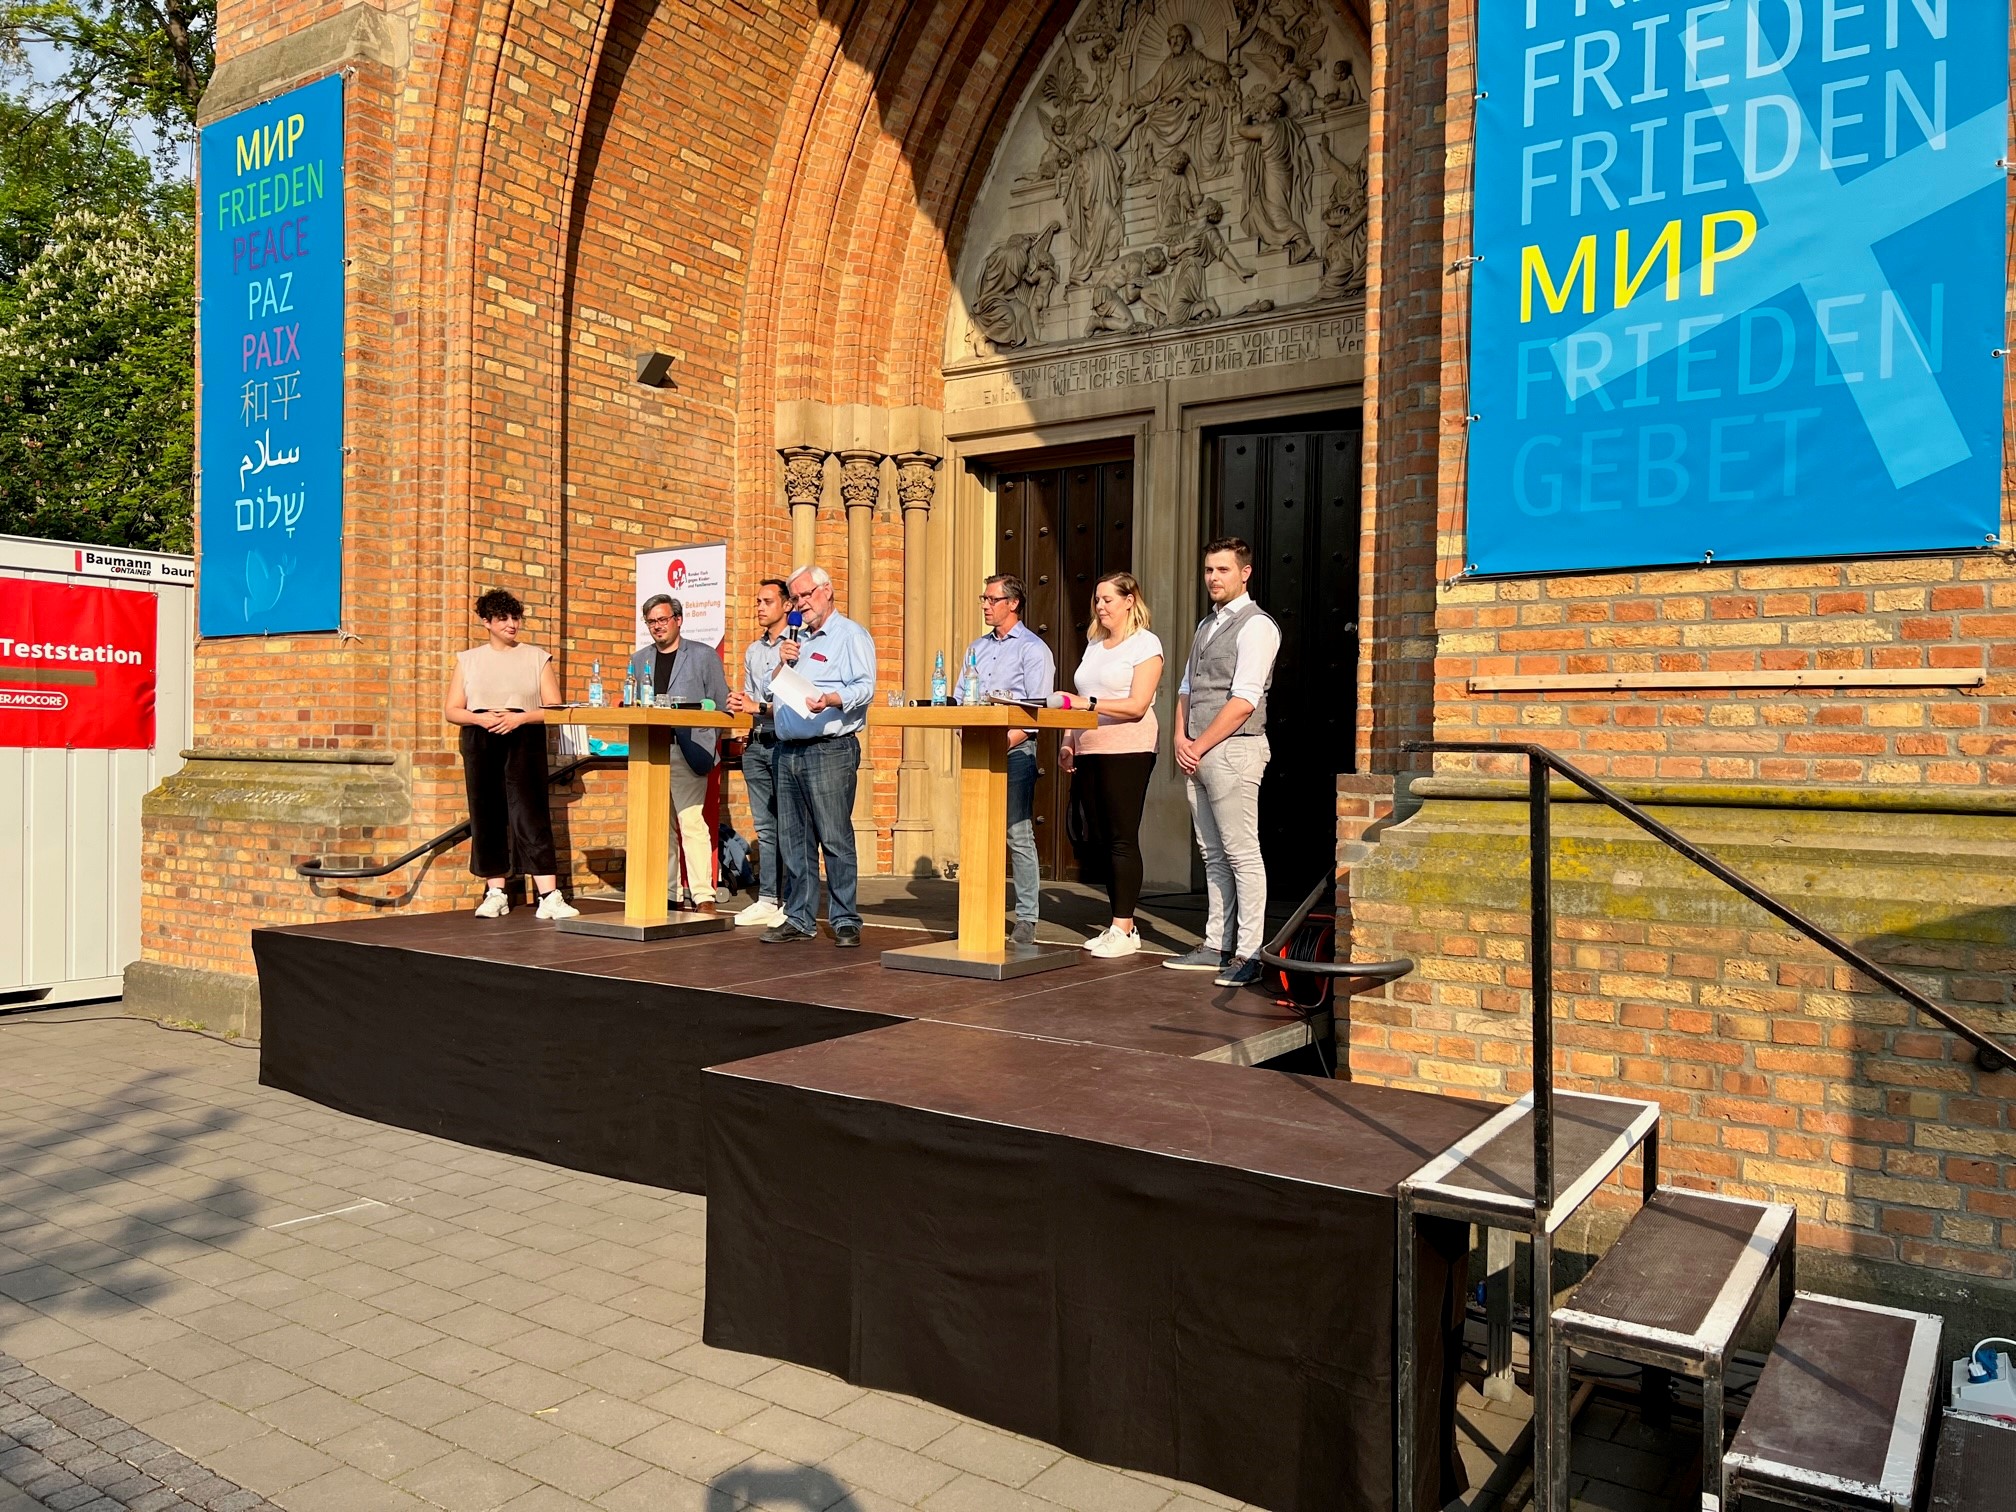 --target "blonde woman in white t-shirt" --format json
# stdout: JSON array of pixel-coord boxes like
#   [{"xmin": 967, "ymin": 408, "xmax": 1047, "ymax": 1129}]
[{"xmin": 1058, "ymin": 571, "xmax": 1164, "ymax": 957}]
